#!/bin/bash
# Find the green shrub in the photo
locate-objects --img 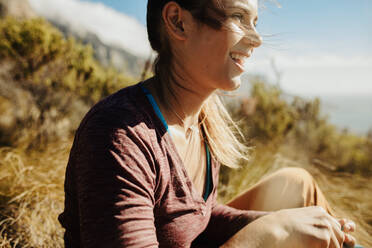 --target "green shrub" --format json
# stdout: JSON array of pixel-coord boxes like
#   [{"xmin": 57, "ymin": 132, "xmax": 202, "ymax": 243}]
[
  {"xmin": 232, "ymin": 77, "xmax": 297, "ymax": 143},
  {"xmin": 0, "ymin": 17, "xmax": 133, "ymax": 104},
  {"xmin": 290, "ymin": 96, "xmax": 372, "ymax": 175},
  {"xmin": 229, "ymin": 77, "xmax": 372, "ymax": 176},
  {"xmin": 0, "ymin": 17, "xmax": 135, "ymax": 148}
]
